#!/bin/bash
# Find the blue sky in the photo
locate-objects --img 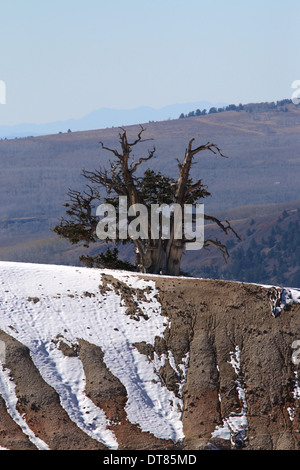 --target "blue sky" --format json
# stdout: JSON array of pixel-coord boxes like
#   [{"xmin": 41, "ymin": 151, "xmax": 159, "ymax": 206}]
[{"xmin": 0, "ymin": 0, "xmax": 299, "ymax": 125}]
